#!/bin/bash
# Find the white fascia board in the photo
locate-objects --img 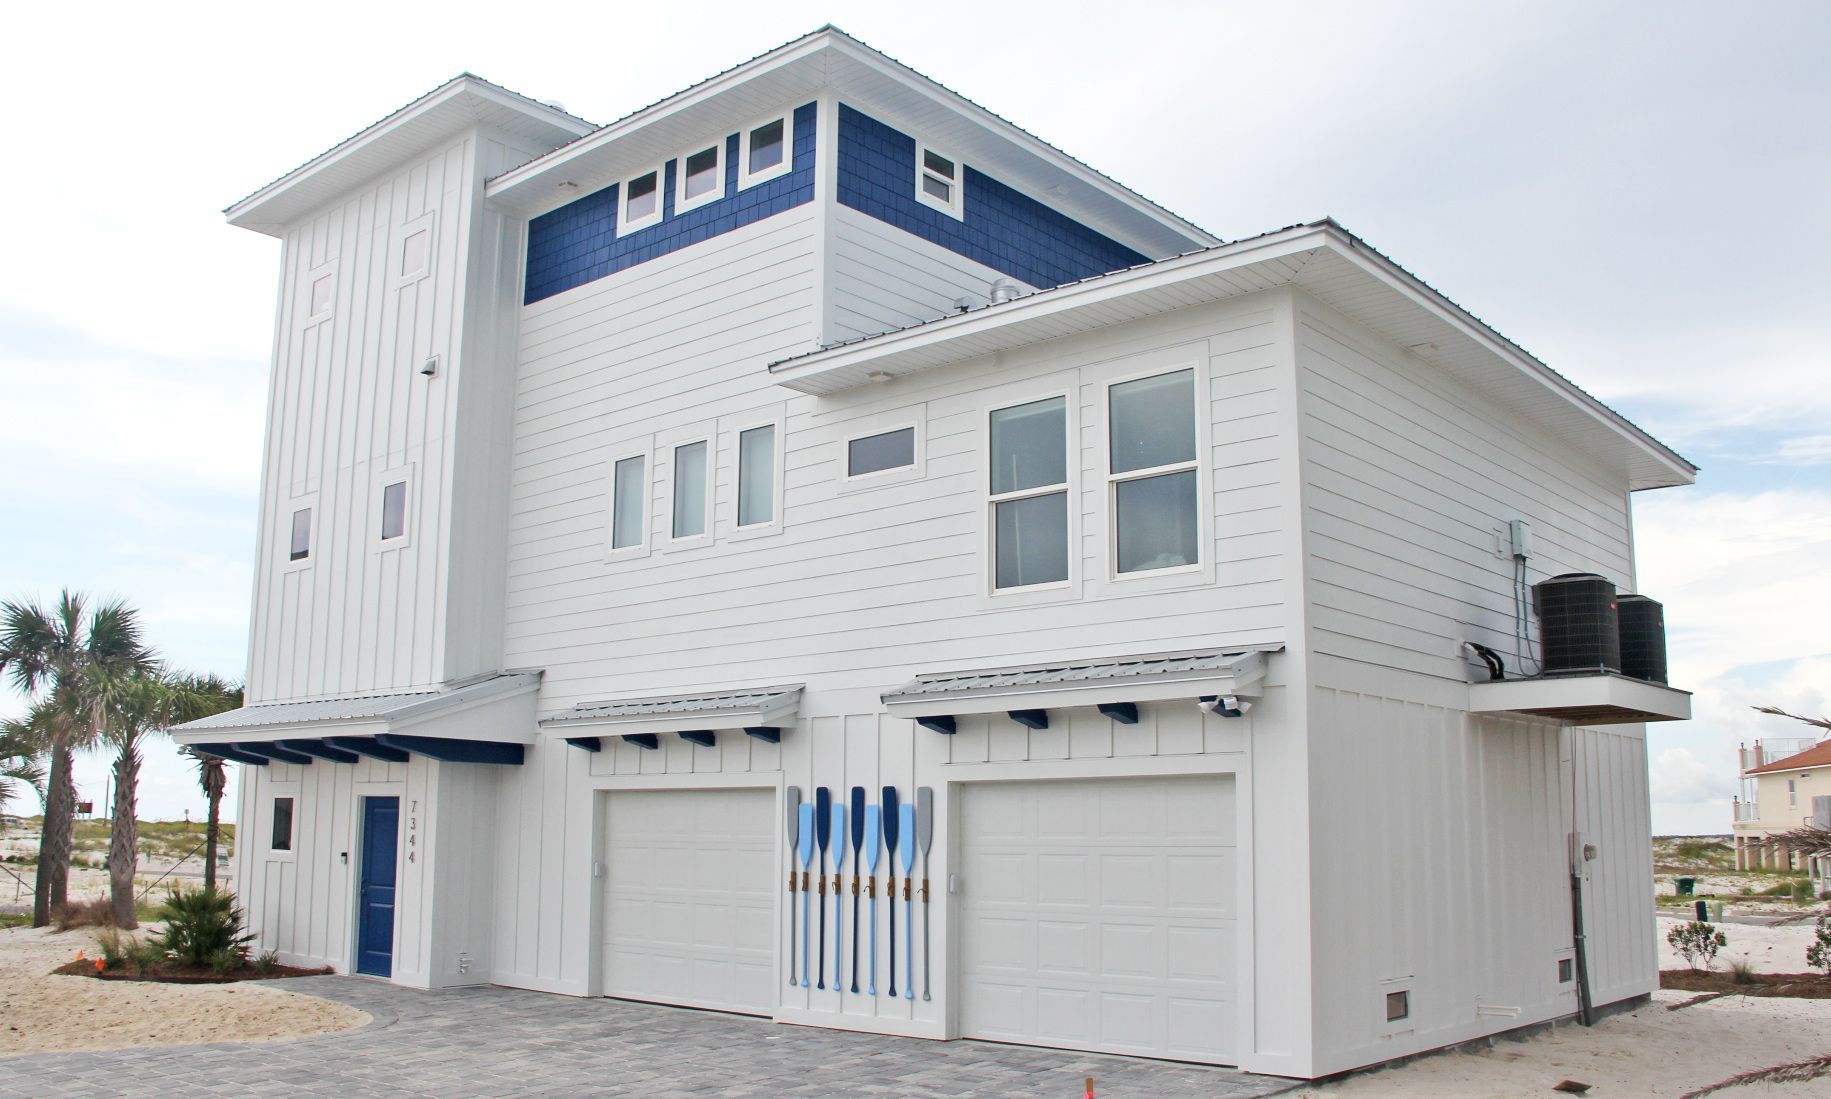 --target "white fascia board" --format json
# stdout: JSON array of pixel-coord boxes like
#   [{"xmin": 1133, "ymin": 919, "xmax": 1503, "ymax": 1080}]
[
  {"xmin": 172, "ymin": 720, "xmax": 387, "ymax": 747},
  {"xmin": 169, "ymin": 674, "xmax": 542, "ymax": 746},
  {"xmin": 884, "ymin": 653, "xmax": 1266, "ymax": 719},
  {"xmin": 540, "ymin": 692, "xmax": 803, "ymax": 735},
  {"xmin": 1468, "ymin": 675, "xmax": 1692, "ymax": 724}
]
